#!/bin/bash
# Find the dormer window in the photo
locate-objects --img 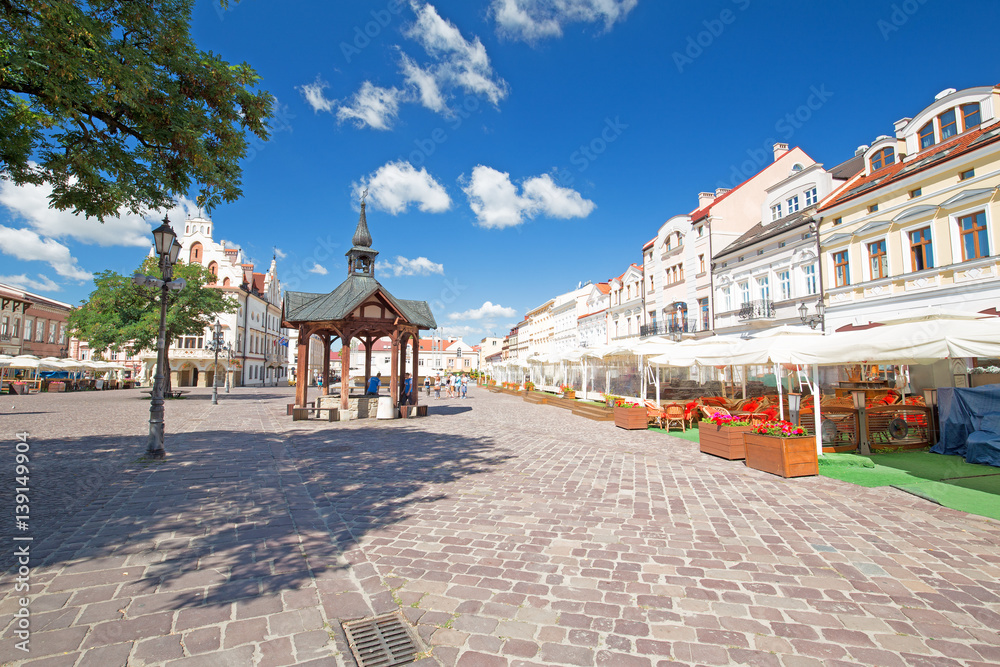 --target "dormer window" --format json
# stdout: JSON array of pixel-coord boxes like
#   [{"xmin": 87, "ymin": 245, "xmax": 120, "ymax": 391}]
[
  {"xmin": 962, "ymin": 102, "xmax": 981, "ymax": 130},
  {"xmin": 939, "ymin": 109, "xmax": 958, "ymax": 141},
  {"xmin": 918, "ymin": 122, "xmax": 935, "ymax": 149},
  {"xmin": 771, "ymin": 203, "xmax": 782, "ymax": 221},
  {"xmin": 787, "ymin": 195, "xmax": 800, "ymax": 214},
  {"xmin": 805, "ymin": 188, "xmax": 818, "ymax": 206},
  {"xmin": 870, "ymin": 147, "xmax": 895, "ymax": 172}
]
